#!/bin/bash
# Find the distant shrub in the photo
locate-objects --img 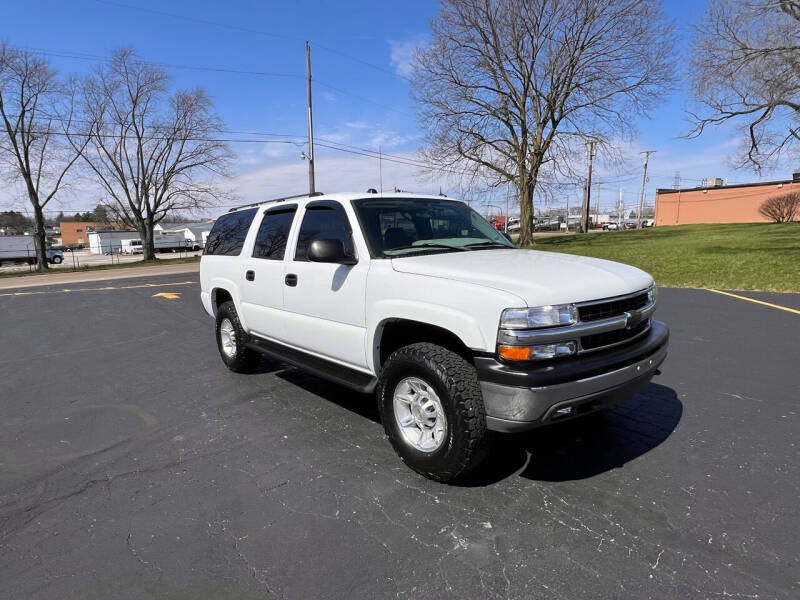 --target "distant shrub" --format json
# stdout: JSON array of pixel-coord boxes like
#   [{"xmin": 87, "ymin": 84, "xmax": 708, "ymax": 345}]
[{"xmin": 759, "ymin": 192, "xmax": 800, "ymax": 223}]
